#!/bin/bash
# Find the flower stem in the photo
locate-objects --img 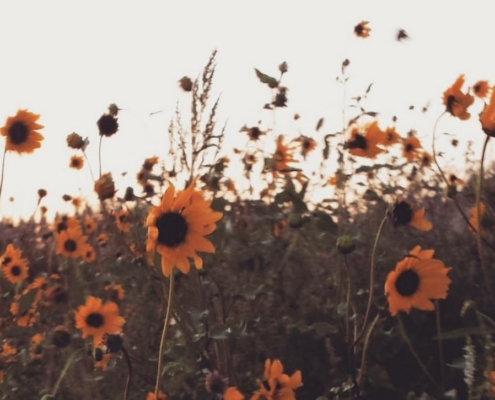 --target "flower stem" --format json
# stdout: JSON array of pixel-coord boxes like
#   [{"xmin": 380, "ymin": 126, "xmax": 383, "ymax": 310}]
[
  {"xmin": 343, "ymin": 254, "xmax": 352, "ymax": 344},
  {"xmin": 122, "ymin": 346, "xmax": 132, "ymax": 400},
  {"xmin": 51, "ymin": 348, "xmax": 85, "ymax": 396},
  {"xmin": 354, "ymin": 215, "xmax": 387, "ymax": 347},
  {"xmin": 83, "ymin": 150, "xmax": 96, "ymax": 183},
  {"xmin": 397, "ymin": 313, "xmax": 440, "ymax": 391},
  {"xmin": 0, "ymin": 147, "xmax": 7, "ymax": 205},
  {"xmin": 435, "ymin": 300, "xmax": 445, "ymax": 388},
  {"xmin": 154, "ymin": 269, "xmax": 175, "ymax": 399},
  {"xmin": 357, "ymin": 314, "xmax": 380, "ymax": 391}
]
